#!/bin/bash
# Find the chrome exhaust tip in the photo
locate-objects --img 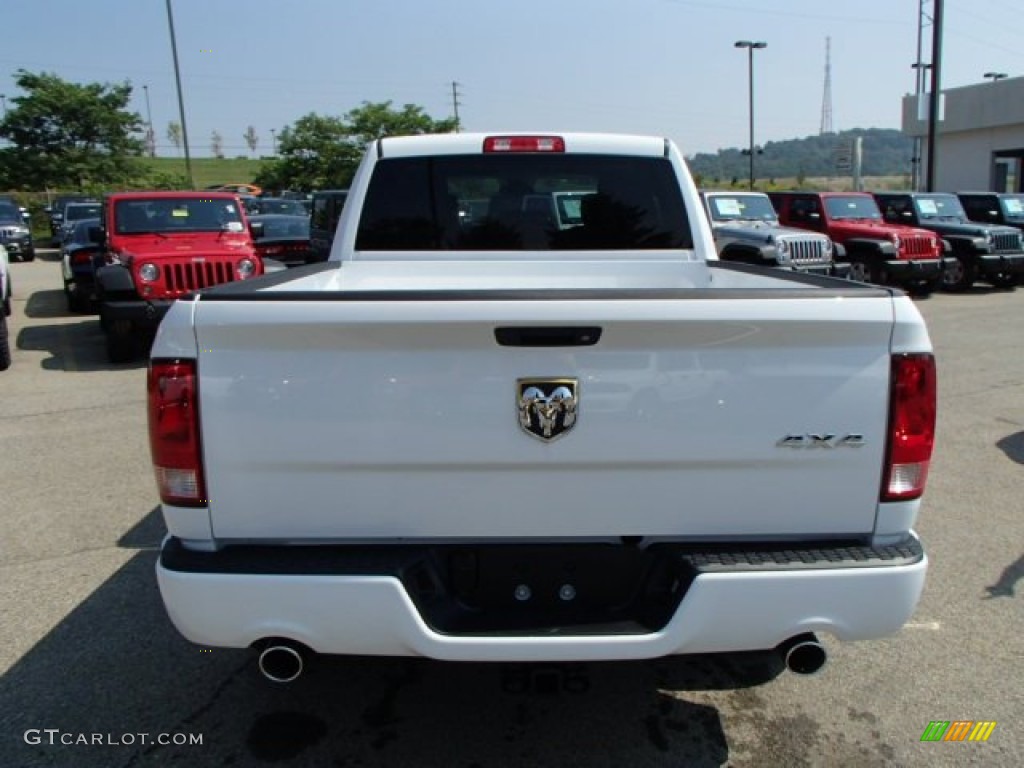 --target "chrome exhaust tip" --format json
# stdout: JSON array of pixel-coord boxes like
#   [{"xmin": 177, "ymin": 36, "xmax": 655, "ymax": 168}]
[
  {"xmin": 257, "ymin": 642, "xmax": 305, "ymax": 683},
  {"xmin": 777, "ymin": 633, "xmax": 827, "ymax": 675}
]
